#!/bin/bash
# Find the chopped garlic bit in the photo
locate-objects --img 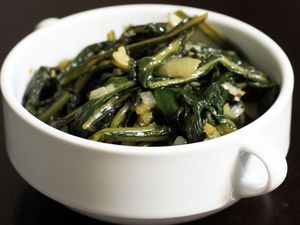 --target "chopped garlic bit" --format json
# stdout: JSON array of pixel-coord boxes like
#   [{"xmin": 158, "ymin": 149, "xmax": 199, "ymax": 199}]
[
  {"xmin": 140, "ymin": 91, "xmax": 156, "ymax": 109},
  {"xmin": 190, "ymin": 81, "xmax": 201, "ymax": 86},
  {"xmin": 230, "ymin": 105, "xmax": 244, "ymax": 118},
  {"xmin": 89, "ymin": 84, "xmax": 115, "ymax": 100},
  {"xmin": 135, "ymin": 102, "xmax": 149, "ymax": 115},
  {"xmin": 204, "ymin": 122, "xmax": 216, "ymax": 135},
  {"xmin": 223, "ymin": 103, "xmax": 231, "ymax": 116},
  {"xmin": 204, "ymin": 122, "xmax": 220, "ymax": 139},
  {"xmin": 221, "ymin": 82, "xmax": 245, "ymax": 99},
  {"xmin": 136, "ymin": 110, "xmax": 154, "ymax": 127},
  {"xmin": 168, "ymin": 13, "xmax": 183, "ymax": 28},
  {"xmin": 50, "ymin": 69, "xmax": 57, "ymax": 78},
  {"xmin": 173, "ymin": 136, "xmax": 187, "ymax": 145},
  {"xmin": 112, "ymin": 46, "xmax": 130, "ymax": 69},
  {"xmin": 135, "ymin": 91, "xmax": 156, "ymax": 115},
  {"xmin": 107, "ymin": 30, "xmax": 116, "ymax": 41},
  {"xmin": 224, "ymin": 103, "xmax": 244, "ymax": 119}
]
